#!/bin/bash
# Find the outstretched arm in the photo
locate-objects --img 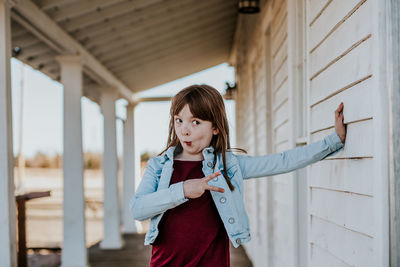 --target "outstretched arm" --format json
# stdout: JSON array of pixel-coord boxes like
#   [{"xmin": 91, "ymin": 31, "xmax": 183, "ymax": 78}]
[
  {"xmin": 236, "ymin": 131, "xmax": 344, "ymax": 179},
  {"xmin": 237, "ymin": 102, "xmax": 347, "ymax": 179},
  {"xmin": 129, "ymin": 157, "xmax": 188, "ymax": 221}
]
